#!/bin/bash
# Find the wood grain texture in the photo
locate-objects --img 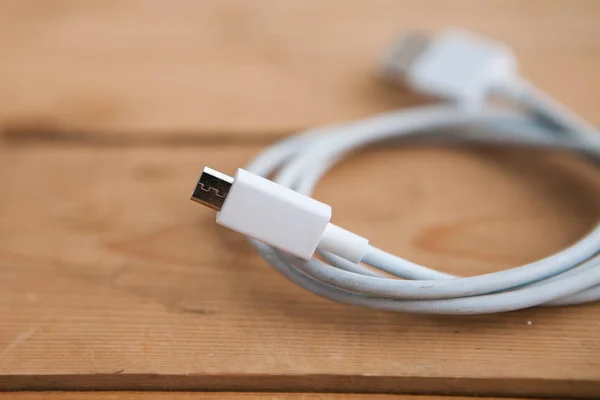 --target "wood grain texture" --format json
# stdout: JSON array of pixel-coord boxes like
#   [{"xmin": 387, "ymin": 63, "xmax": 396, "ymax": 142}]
[
  {"xmin": 0, "ymin": 393, "xmax": 529, "ymax": 400},
  {"xmin": 1, "ymin": 0, "xmax": 600, "ymax": 138},
  {"xmin": 1, "ymin": 145, "xmax": 600, "ymax": 397}
]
